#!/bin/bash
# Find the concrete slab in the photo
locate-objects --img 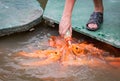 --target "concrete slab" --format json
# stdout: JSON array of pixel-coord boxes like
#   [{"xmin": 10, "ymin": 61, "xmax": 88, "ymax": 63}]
[
  {"xmin": 43, "ymin": 0, "xmax": 120, "ymax": 48},
  {"xmin": 0, "ymin": 0, "xmax": 43, "ymax": 36}
]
